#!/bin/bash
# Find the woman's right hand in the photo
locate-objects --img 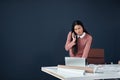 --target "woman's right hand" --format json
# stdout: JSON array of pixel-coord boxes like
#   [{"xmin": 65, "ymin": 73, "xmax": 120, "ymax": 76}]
[{"xmin": 72, "ymin": 32, "xmax": 76, "ymax": 42}]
